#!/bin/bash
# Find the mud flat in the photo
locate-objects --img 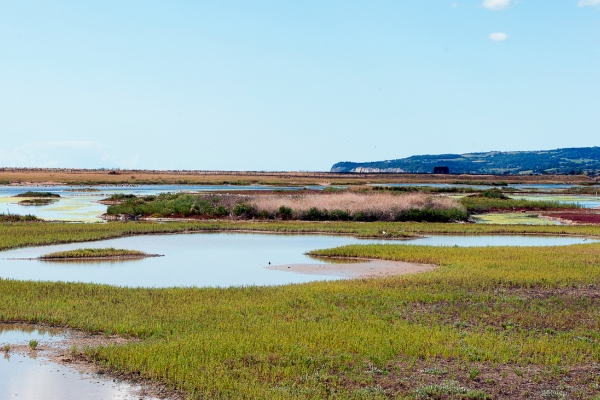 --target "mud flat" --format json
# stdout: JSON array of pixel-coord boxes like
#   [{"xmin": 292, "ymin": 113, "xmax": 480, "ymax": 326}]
[{"xmin": 268, "ymin": 258, "xmax": 437, "ymax": 278}]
